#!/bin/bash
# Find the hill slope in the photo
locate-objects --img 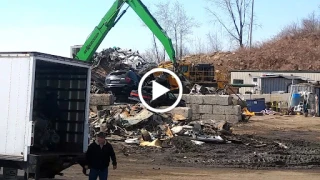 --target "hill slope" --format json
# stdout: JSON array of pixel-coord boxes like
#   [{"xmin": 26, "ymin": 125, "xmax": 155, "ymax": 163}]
[{"xmin": 183, "ymin": 31, "xmax": 320, "ymax": 78}]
